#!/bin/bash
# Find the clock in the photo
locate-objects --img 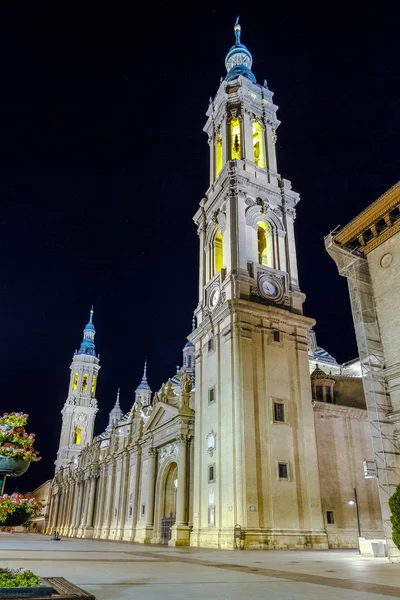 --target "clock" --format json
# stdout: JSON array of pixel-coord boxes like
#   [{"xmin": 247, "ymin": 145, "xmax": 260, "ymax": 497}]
[
  {"xmin": 209, "ymin": 287, "xmax": 220, "ymax": 309},
  {"xmin": 260, "ymin": 278, "xmax": 280, "ymax": 299}
]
